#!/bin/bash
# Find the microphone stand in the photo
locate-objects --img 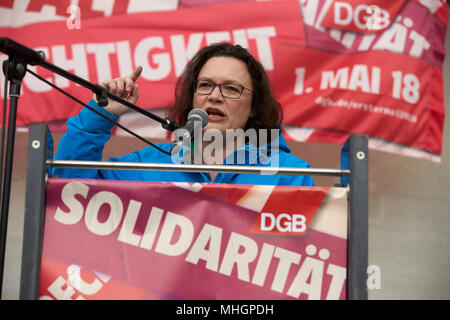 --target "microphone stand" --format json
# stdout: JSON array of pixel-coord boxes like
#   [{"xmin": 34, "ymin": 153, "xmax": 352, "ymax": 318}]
[
  {"xmin": 0, "ymin": 37, "xmax": 179, "ymax": 298},
  {"xmin": 0, "ymin": 55, "xmax": 26, "ymax": 300}
]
